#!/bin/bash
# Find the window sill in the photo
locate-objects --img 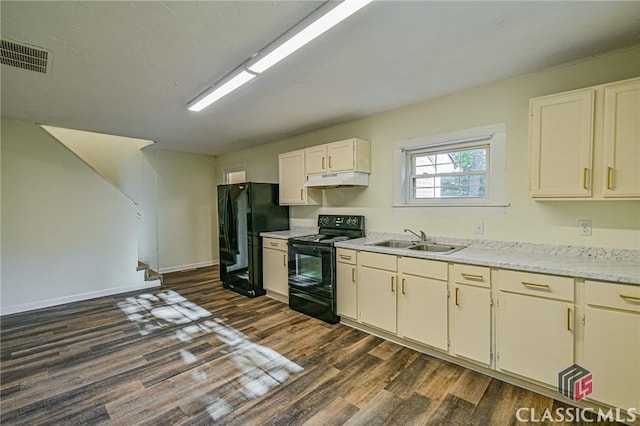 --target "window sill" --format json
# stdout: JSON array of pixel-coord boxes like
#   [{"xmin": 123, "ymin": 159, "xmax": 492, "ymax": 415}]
[{"xmin": 393, "ymin": 202, "xmax": 510, "ymax": 208}]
